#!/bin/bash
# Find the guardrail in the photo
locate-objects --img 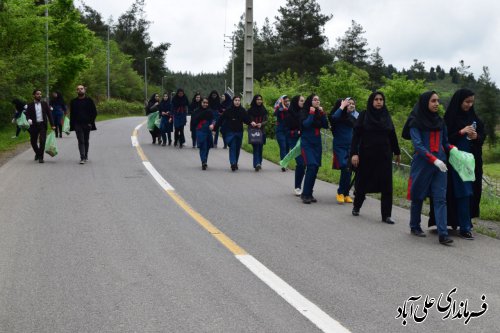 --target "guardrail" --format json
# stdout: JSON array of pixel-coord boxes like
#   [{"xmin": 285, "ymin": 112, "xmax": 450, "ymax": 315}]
[{"xmin": 321, "ymin": 129, "xmax": 499, "ymax": 197}]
